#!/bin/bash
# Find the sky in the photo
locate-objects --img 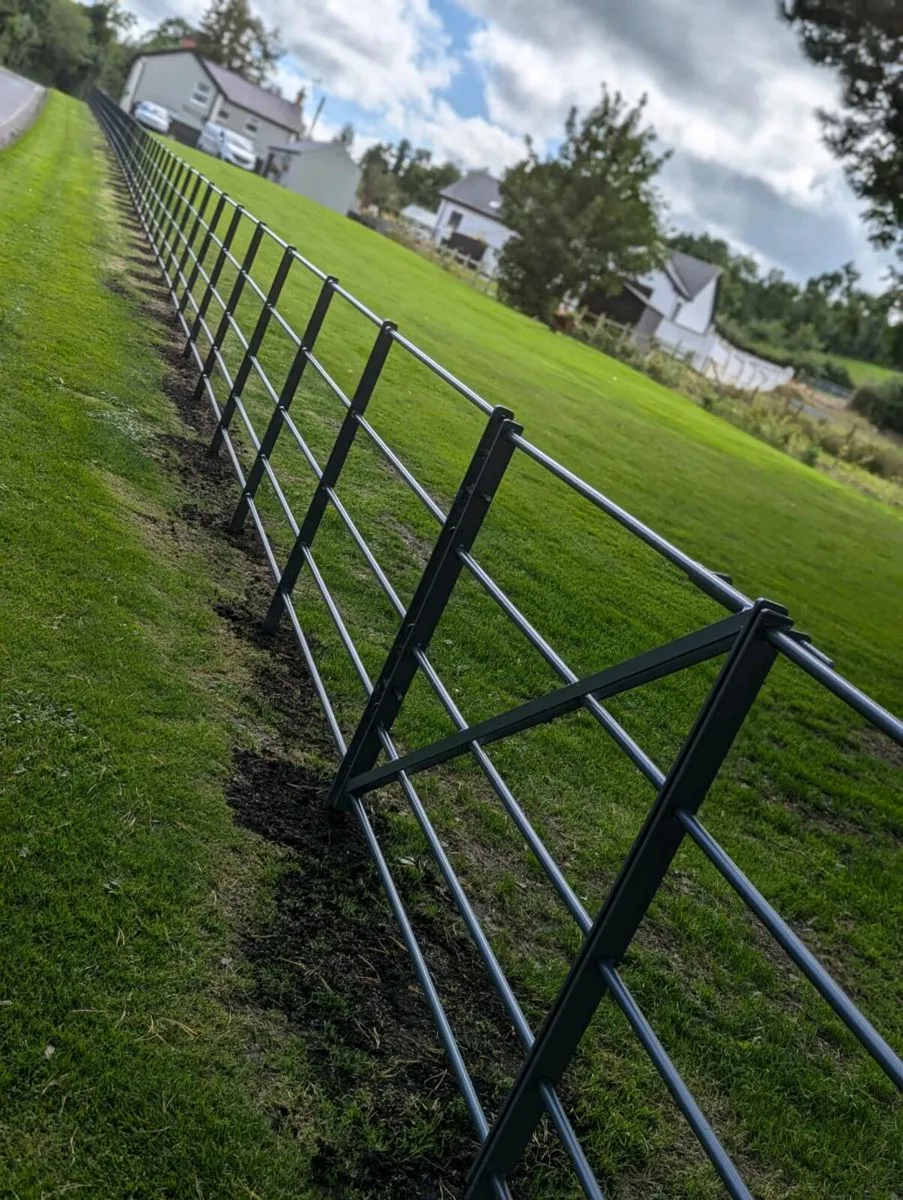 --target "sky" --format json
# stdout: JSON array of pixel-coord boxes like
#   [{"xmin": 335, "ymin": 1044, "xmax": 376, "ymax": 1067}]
[{"xmin": 127, "ymin": 0, "xmax": 893, "ymax": 291}]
